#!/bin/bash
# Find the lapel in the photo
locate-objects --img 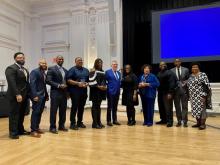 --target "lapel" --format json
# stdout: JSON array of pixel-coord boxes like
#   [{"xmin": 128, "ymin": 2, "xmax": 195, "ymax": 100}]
[
  {"xmin": 14, "ymin": 64, "xmax": 28, "ymax": 81},
  {"xmin": 37, "ymin": 68, "xmax": 45, "ymax": 82},
  {"xmin": 55, "ymin": 65, "xmax": 63, "ymax": 80},
  {"xmin": 111, "ymin": 69, "xmax": 118, "ymax": 81}
]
